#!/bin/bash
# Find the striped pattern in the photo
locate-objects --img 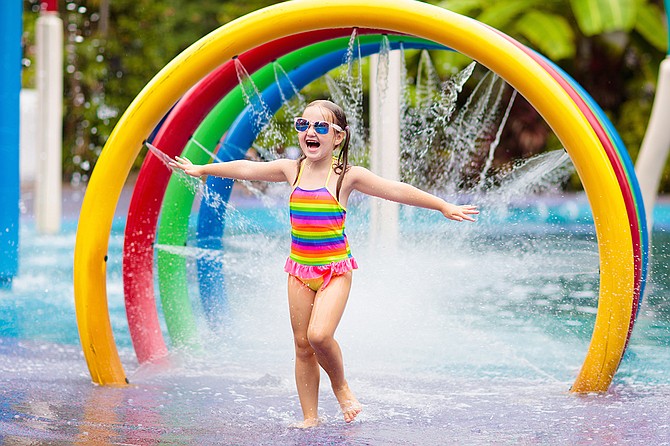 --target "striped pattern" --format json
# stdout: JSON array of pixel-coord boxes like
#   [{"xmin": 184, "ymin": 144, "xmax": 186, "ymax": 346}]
[{"xmin": 288, "ymin": 187, "xmax": 352, "ymax": 266}]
